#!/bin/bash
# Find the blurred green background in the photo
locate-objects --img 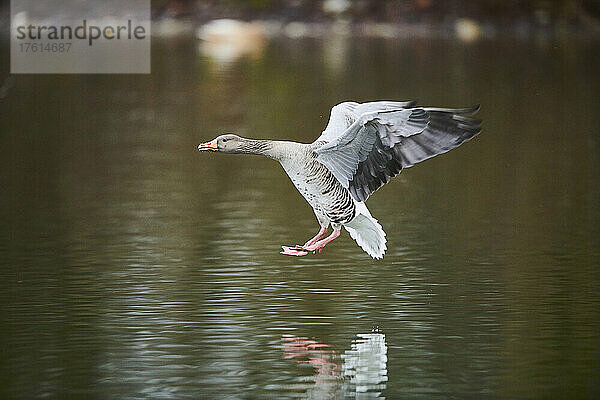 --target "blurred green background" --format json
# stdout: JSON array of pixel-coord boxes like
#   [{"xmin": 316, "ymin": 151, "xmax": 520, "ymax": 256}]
[{"xmin": 1, "ymin": 1, "xmax": 599, "ymax": 399}]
